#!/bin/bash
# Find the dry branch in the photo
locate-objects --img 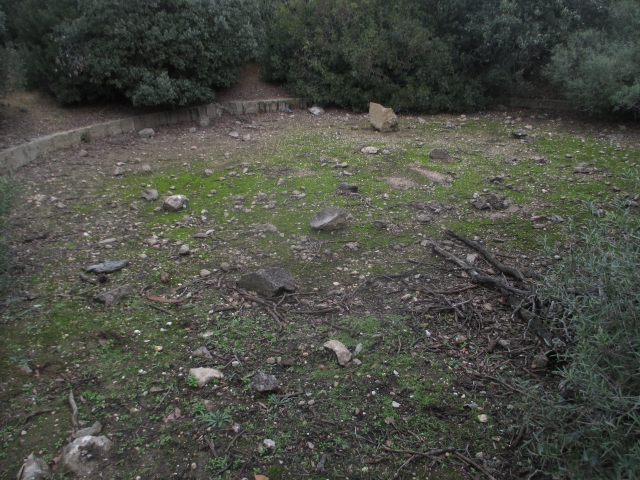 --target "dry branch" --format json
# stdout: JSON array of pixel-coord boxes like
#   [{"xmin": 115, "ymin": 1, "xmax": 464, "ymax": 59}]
[{"xmin": 445, "ymin": 230, "xmax": 525, "ymax": 281}]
